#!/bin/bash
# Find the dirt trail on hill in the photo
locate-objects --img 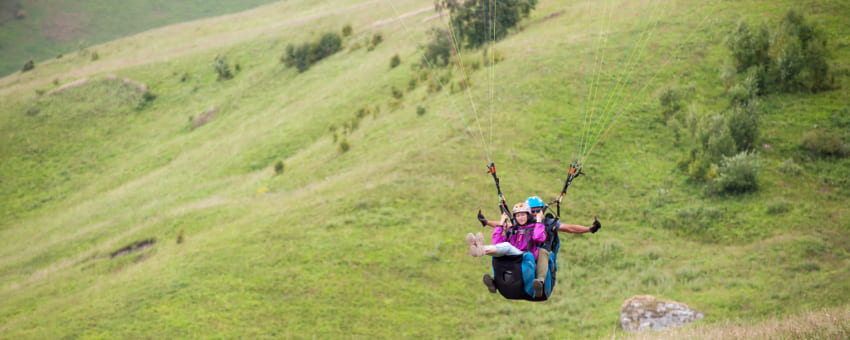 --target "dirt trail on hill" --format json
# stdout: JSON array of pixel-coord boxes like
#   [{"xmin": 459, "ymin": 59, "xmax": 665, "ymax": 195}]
[{"xmin": 1, "ymin": 0, "xmax": 437, "ymax": 96}]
